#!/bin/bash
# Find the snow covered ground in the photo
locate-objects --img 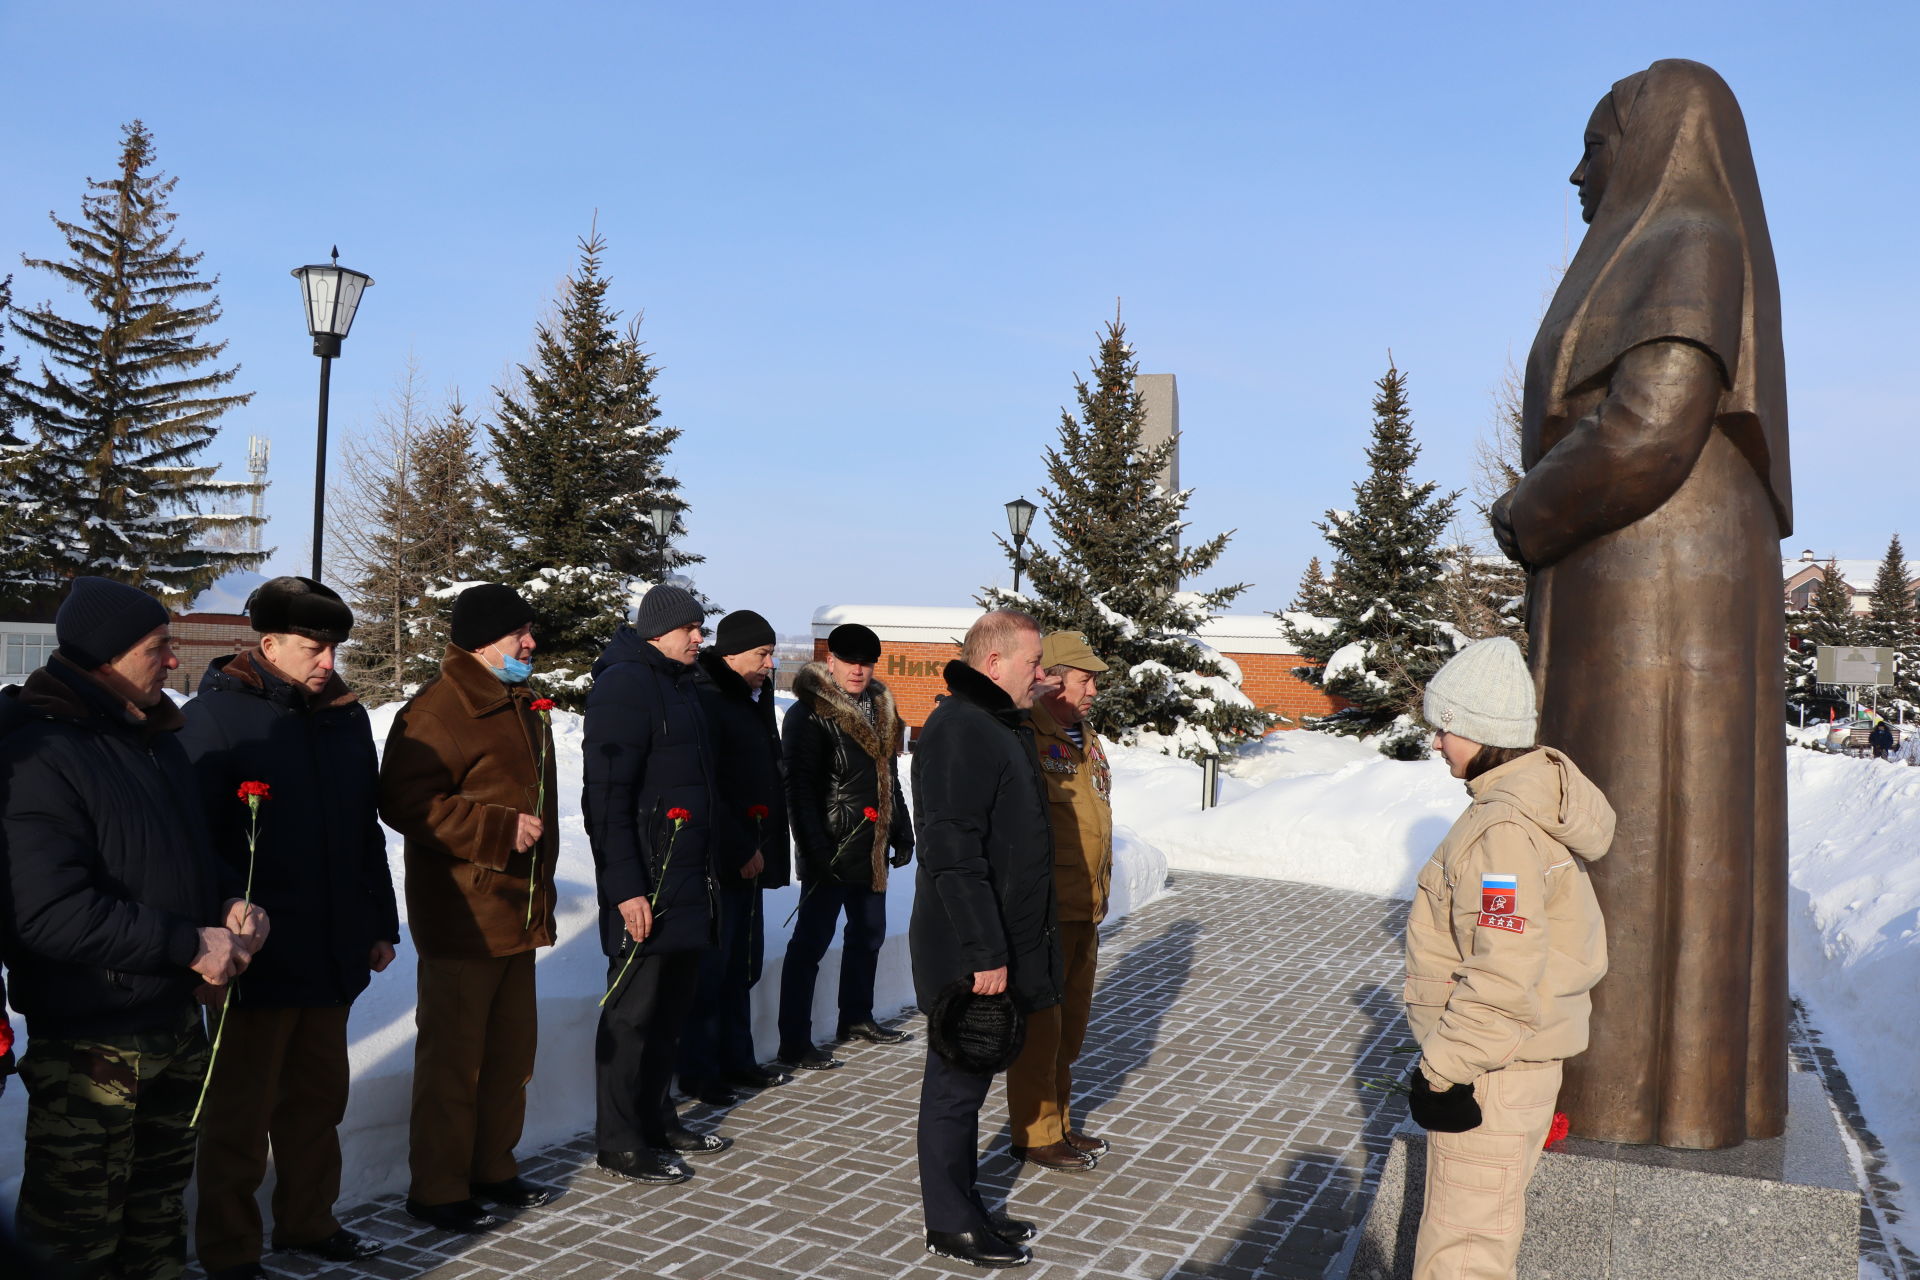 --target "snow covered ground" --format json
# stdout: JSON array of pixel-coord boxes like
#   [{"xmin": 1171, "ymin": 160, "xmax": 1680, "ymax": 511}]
[{"xmin": 0, "ymin": 693, "xmax": 1173, "ymax": 1212}]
